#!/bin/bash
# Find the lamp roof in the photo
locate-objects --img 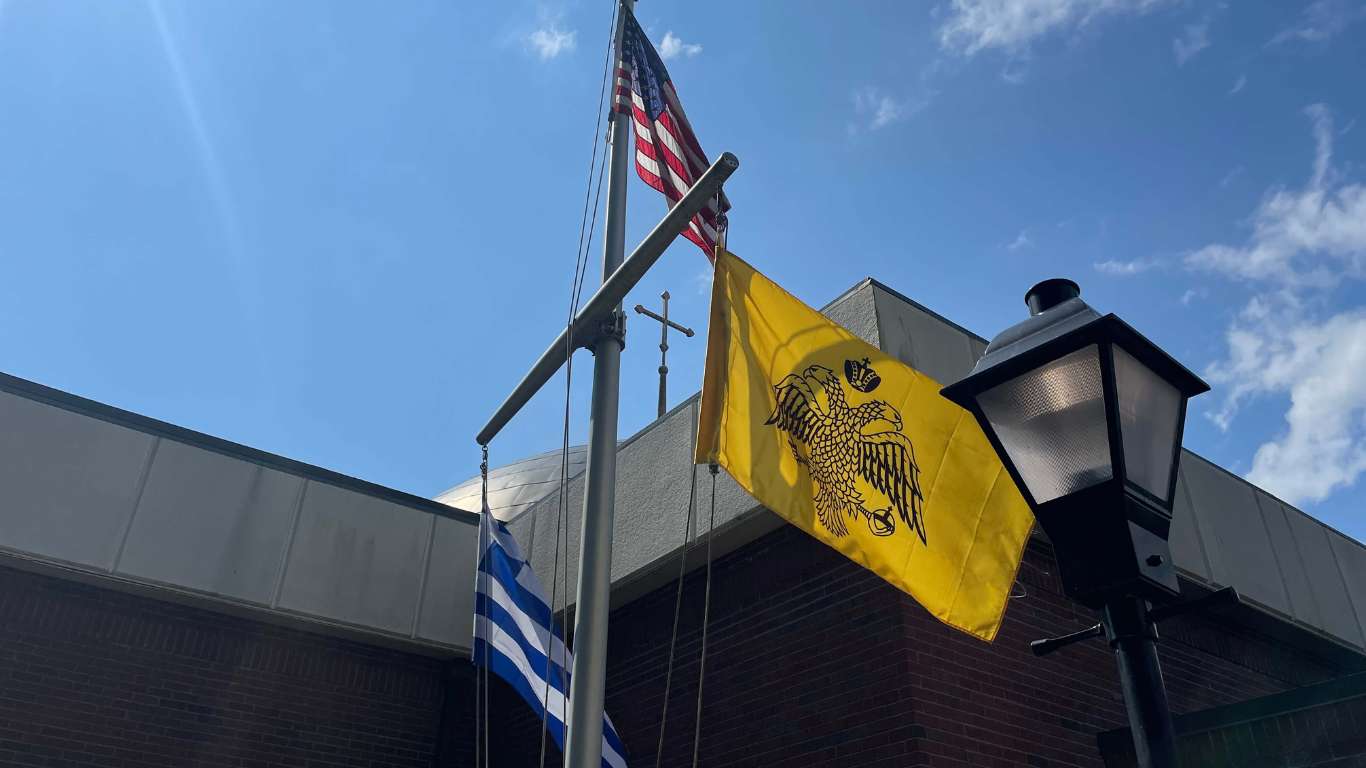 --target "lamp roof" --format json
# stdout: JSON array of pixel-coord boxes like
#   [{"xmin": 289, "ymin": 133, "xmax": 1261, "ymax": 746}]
[{"xmin": 941, "ymin": 283, "xmax": 1210, "ymax": 406}]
